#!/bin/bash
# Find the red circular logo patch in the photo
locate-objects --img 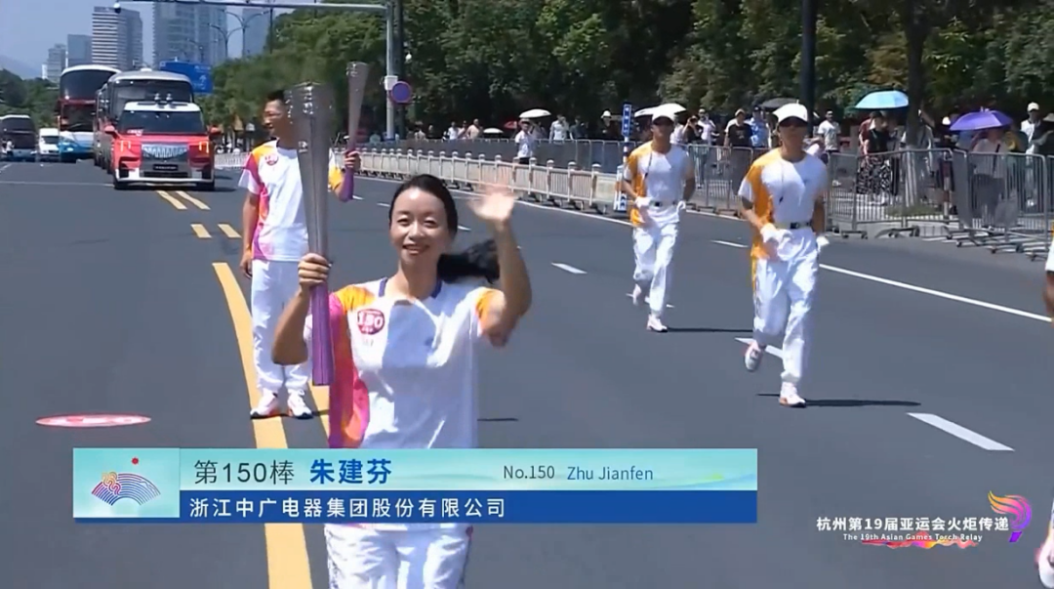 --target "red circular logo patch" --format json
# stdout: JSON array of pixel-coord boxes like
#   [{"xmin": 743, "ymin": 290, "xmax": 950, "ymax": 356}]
[{"xmin": 357, "ymin": 309, "xmax": 386, "ymax": 335}]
